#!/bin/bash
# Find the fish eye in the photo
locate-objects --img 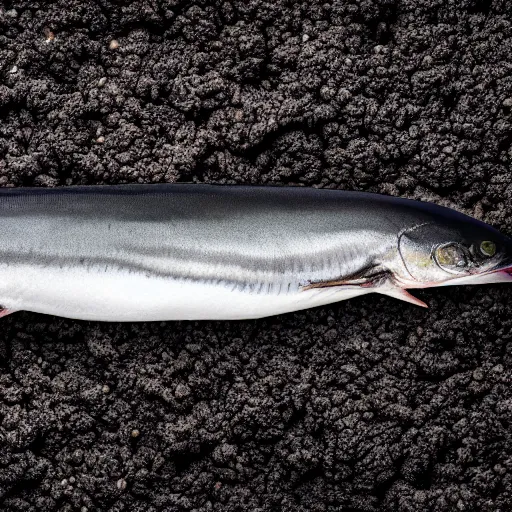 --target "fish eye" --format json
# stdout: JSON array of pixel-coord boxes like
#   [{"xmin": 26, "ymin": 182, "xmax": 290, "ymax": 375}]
[
  {"xmin": 434, "ymin": 243, "xmax": 469, "ymax": 272},
  {"xmin": 479, "ymin": 240, "xmax": 496, "ymax": 257}
]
